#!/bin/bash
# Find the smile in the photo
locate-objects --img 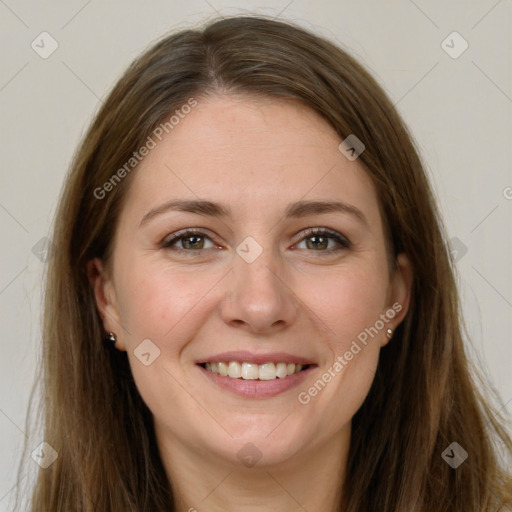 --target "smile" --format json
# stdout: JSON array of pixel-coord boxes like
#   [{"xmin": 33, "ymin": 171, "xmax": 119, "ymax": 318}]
[
  {"xmin": 197, "ymin": 351, "xmax": 316, "ymax": 398},
  {"xmin": 202, "ymin": 361, "xmax": 308, "ymax": 380}
]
